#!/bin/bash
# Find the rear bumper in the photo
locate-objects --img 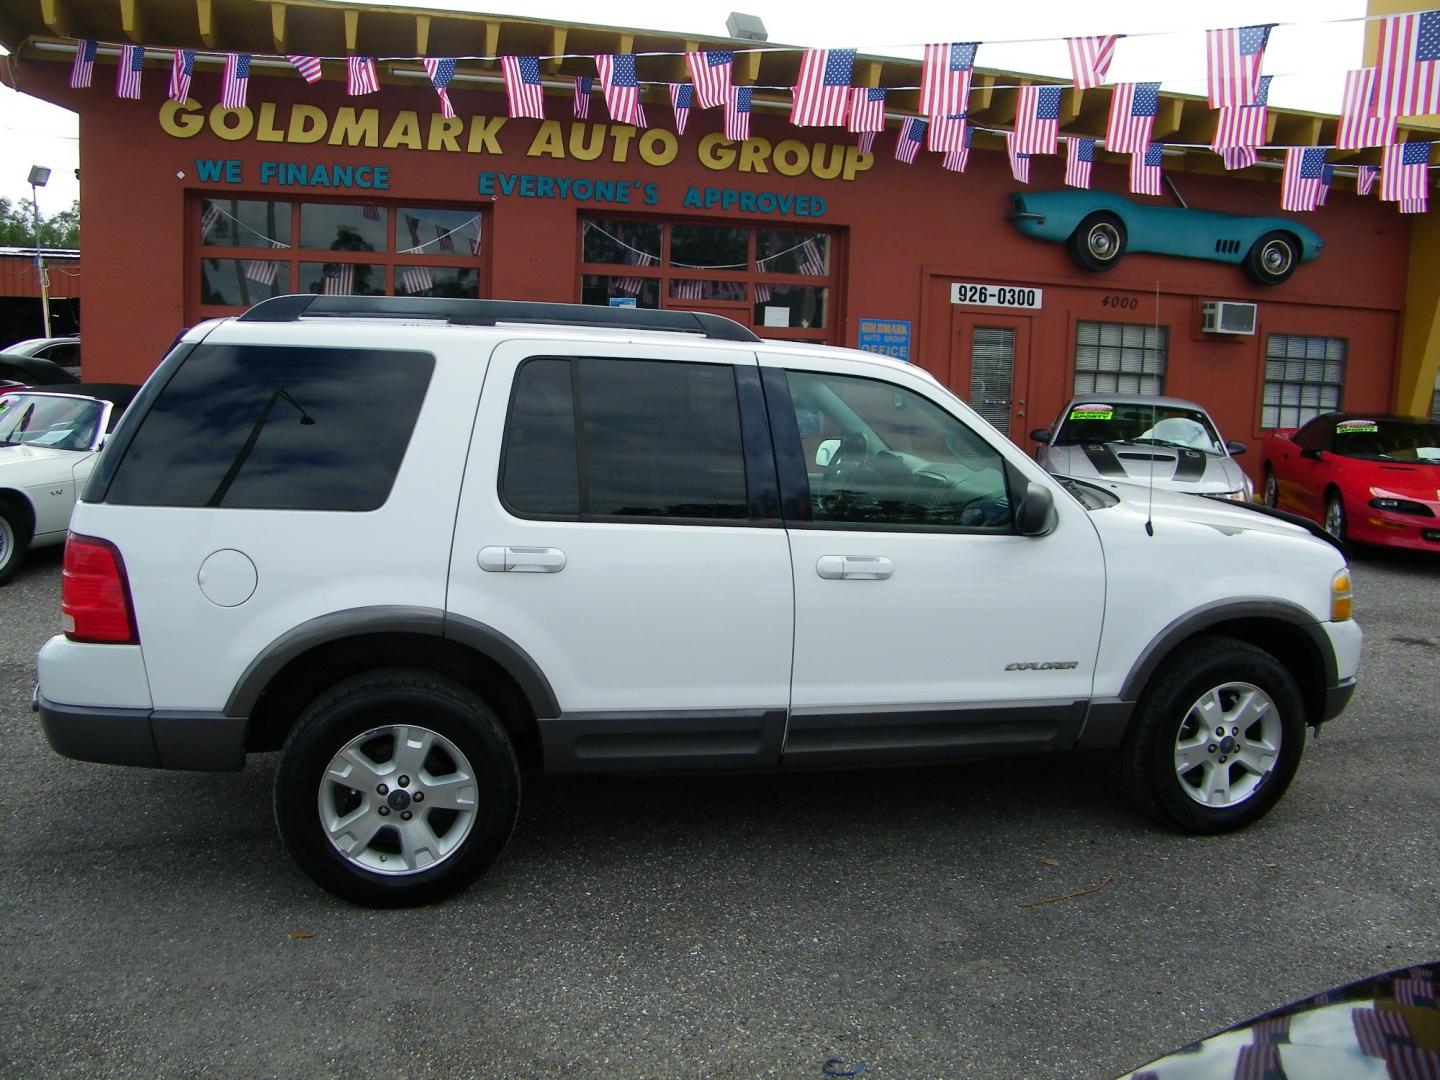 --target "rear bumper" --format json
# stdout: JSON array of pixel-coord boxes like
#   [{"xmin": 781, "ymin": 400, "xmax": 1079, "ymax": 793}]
[{"xmin": 34, "ymin": 689, "xmax": 246, "ymax": 770}]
